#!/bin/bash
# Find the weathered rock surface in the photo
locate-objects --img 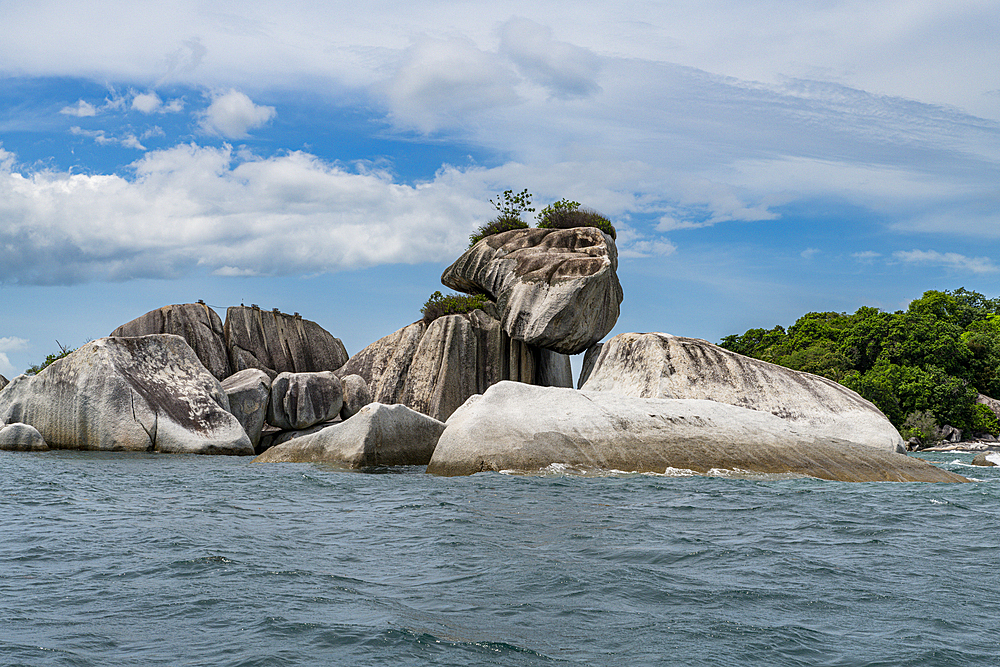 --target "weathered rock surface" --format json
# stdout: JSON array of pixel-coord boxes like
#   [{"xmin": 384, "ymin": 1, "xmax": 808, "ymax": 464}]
[
  {"xmin": 336, "ymin": 310, "xmax": 572, "ymax": 421},
  {"xmin": 221, "ymin": 369, "xmax": 271, "ymax": 451},
  {"xmin": 340, "ymin": 374, "xmax": 372, "ymax": 420},
  {"xmin": 254, "ymin": 403, "xmax": 445, "ymax": 467},
  {"xmin": 0, "ymin": 422, "xmax": 48, "ymax": 451},
  {"xmin": 0, "ymin": 335, "xmax": 253, "ymax": 455},
  {"xmin": 972, "ymin": 452, "xmax": 1000, "ymax": 466},
  {"xmin": 441, "ymin": 228, "xmax": 623, "ymax": 355},
  {"xmin": 577, "ymin": 342, "xmax": 603, "ymax": 389},
  {"xmin": 0, "ymin": 374, "xmax": 8, "ymax": 392},
  {"xmin": 225, "ymin": 306, "xmax": 348, "ymax": 377},
  {"xmin": 112, "ymin": 303, "xmax": 232, "ymax": 380},
  {"xmin": 426, "ymin": 382, "xmax": 967, "ymax": 482},
  {"xmin": 267, "ymin": 371, "xmax": 343, "ymax": 431},
  {"xmin": 581, "ymin": 333, "xmax": 905, "ymax": 454}
]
